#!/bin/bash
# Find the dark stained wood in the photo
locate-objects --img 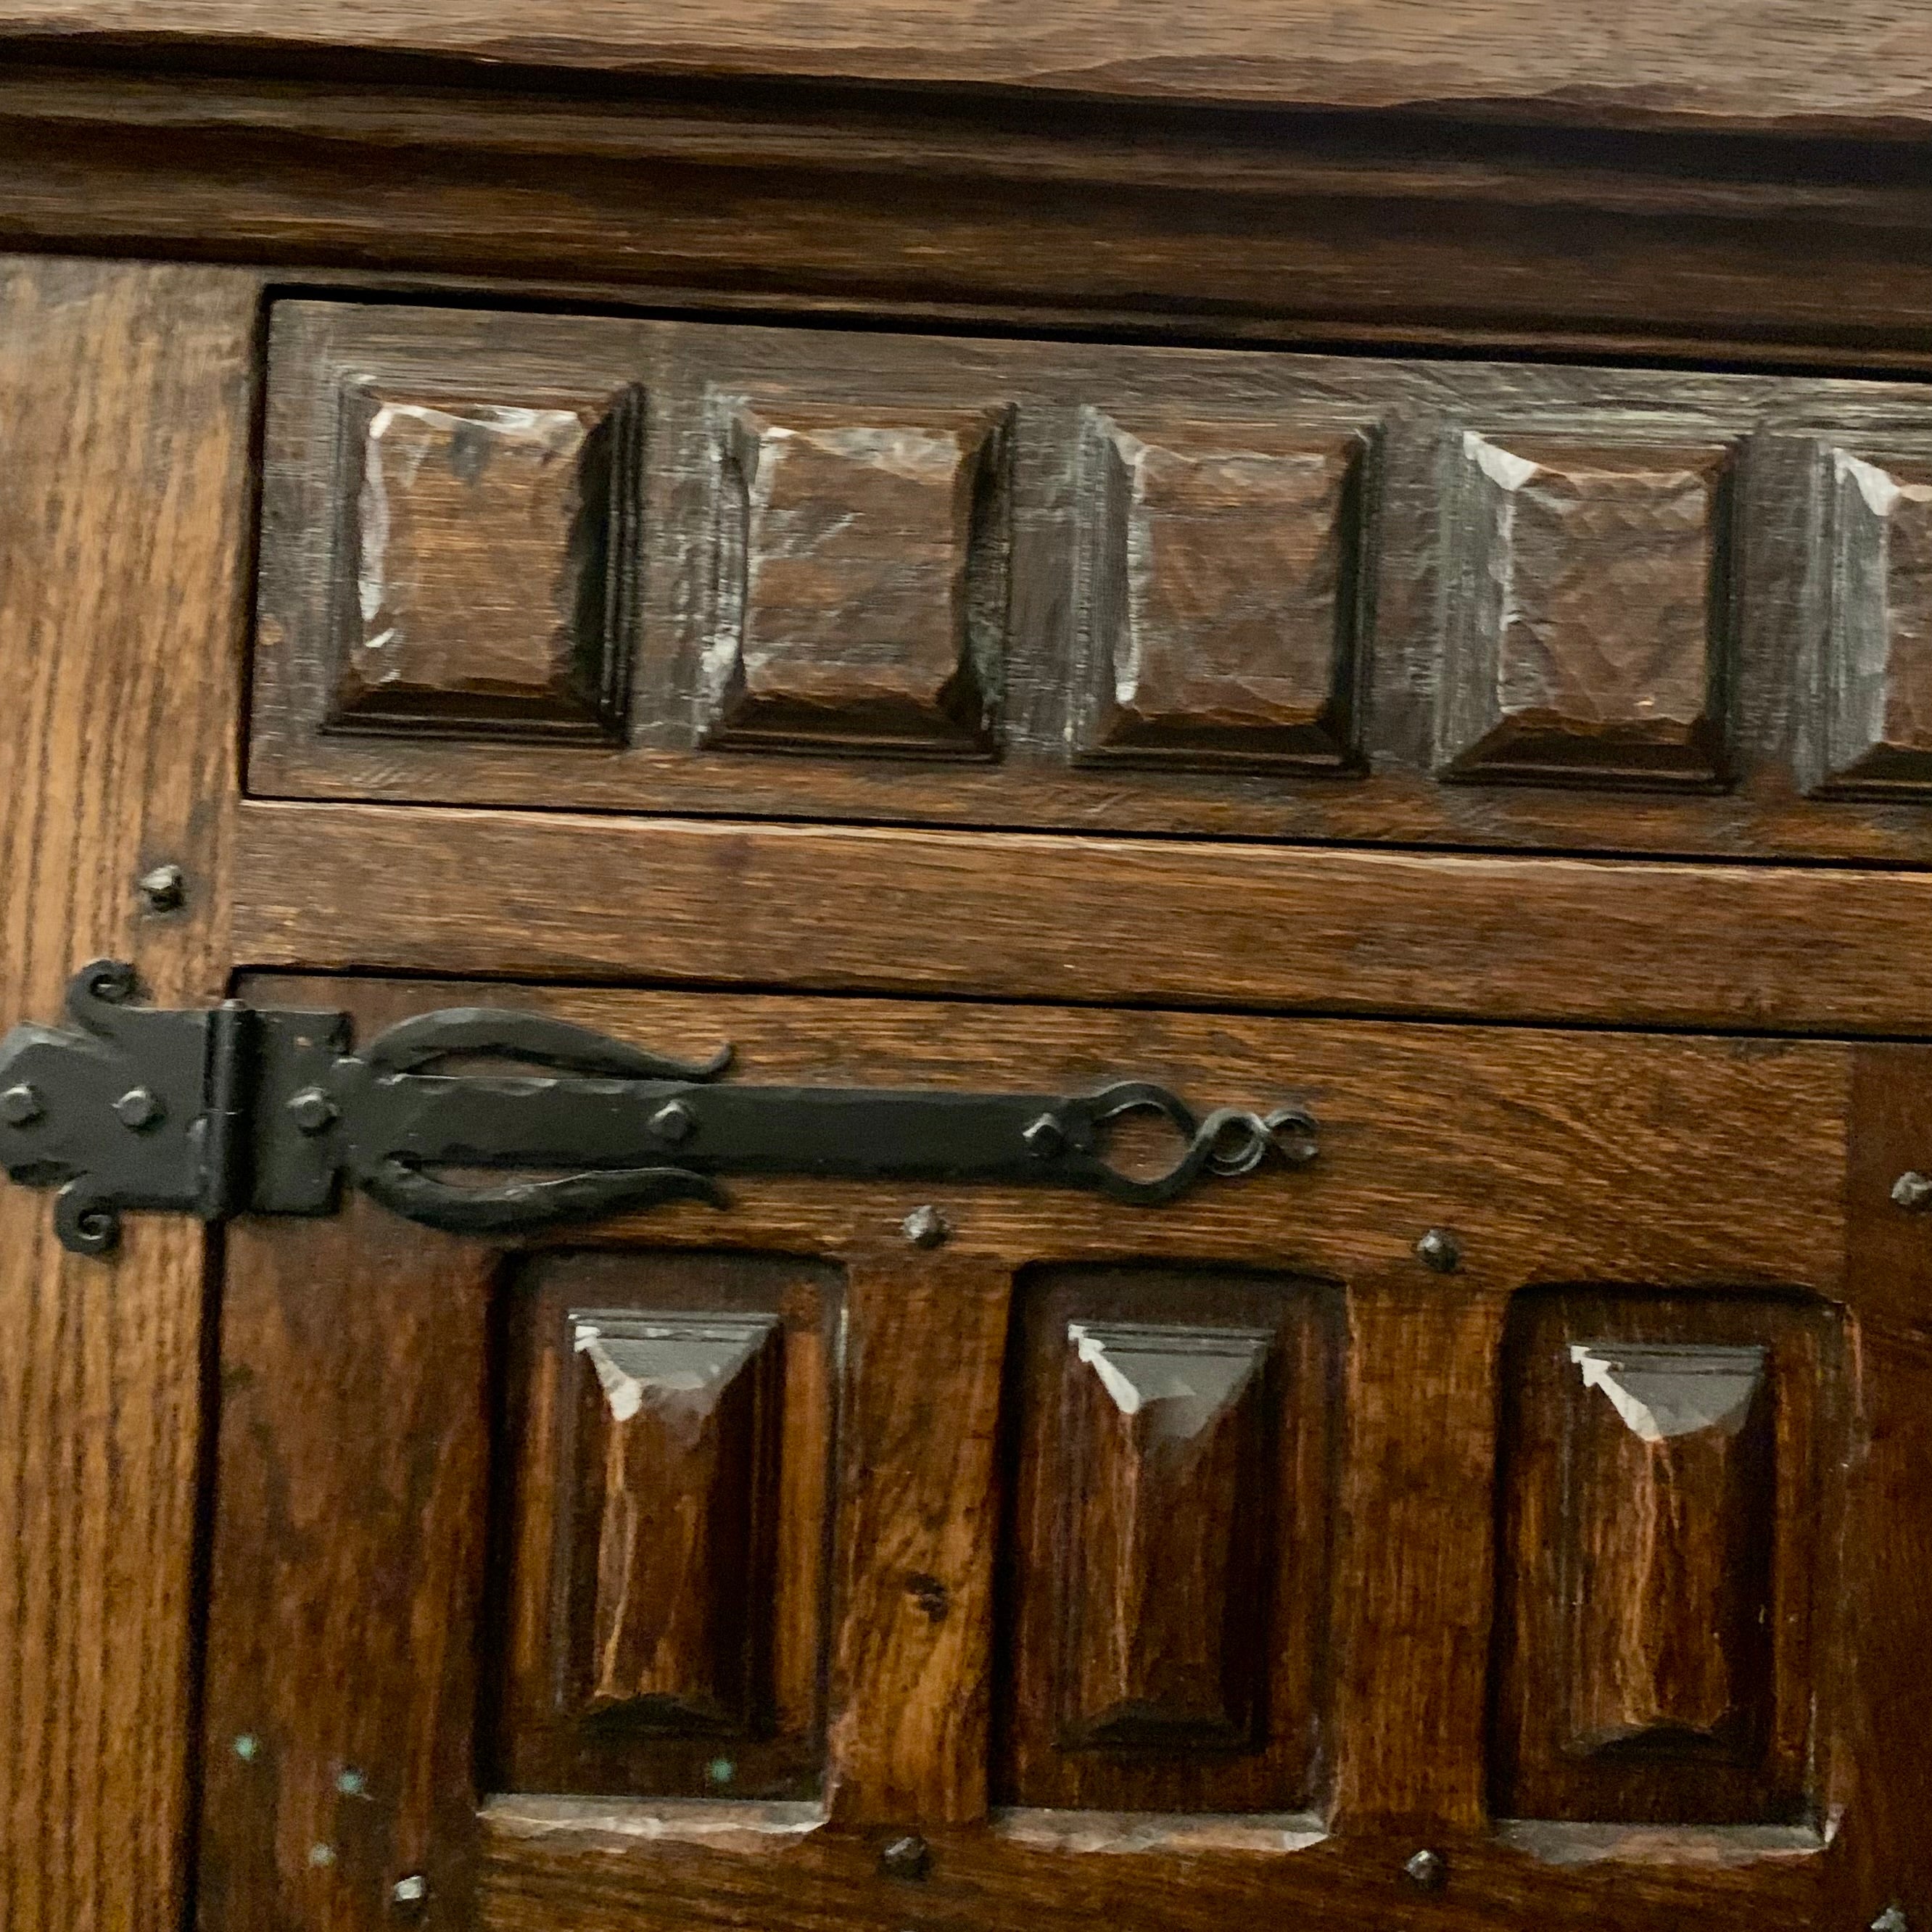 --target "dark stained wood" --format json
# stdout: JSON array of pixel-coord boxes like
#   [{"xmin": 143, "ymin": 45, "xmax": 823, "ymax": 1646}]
[
  {"xmin": 1439, "ymin": 435, "xmax": 1730, "ymax": 788},
  {"xmin": 825, "ymin": 1251, "xmax": 1012, "ymax": 1825},
  {"xmin": 1492, "ymin": 1292, "xmax": 1833, "ymax": 1827},
  {"xmin": 999, "ymin": 1267, "xmax": 1334, "ymax": 1811},
  {"xmin": 1329, "ymin": 1280, "xmax": 1501, "ymax": 1833},
  {"xmin": 704, "ymin": 402, "xmax": 1005, "ymax": 755},
  {"xmin": 197, "ymin": 1197, "xmax": 496, "ymax": 1932},
  {"xmin": 474, "ymin": 1803, "xmax": 1830, "ymax": 1932},
  {"xmin": 4, "ymin": 0, "xmax": 1932, "ymax": 136},
  {"xmin": 0, "ymin": 256, "xmax": 254, "ymax": 1932},
  {"xmin": 1817, "ymin": 445, "xmax": 1932, "ymax": 796},
  {"xmin": 1824, "ymin": 1045, "xmax": 1932, "ymax": 1930},
  {"xmin": 495, "ymin": 1252, "xmax": 839, "ymax": 1800},
  {"xmin": 324, "ymin": 378, "xmax": 635, "ymax": 738},
  {"xmin": 236, "ymin": 798, "xmax": 1932, "ymax": 1038},
  {"xmin": 256, "ymin": 302, "xmax": 1932, "ymax": 862},
  {"xmin": 1077, "ymin": 418, "xmax": 1365, "ymax": 768}
]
